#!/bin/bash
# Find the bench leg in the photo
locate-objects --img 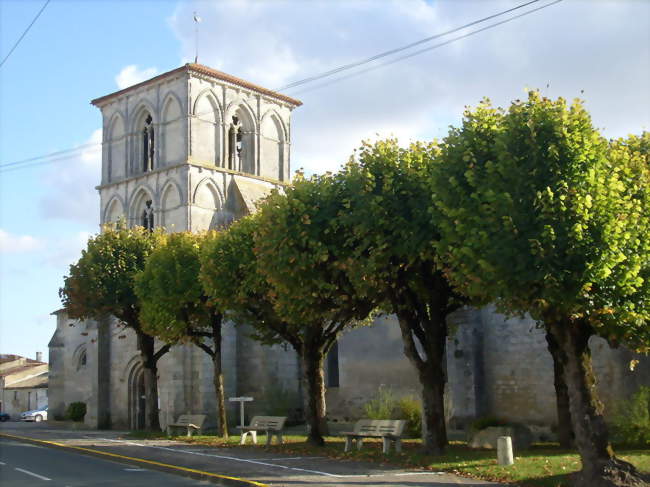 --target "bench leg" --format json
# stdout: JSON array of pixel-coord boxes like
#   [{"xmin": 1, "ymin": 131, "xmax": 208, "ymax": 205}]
[
  {"xmin": 252, "ymin": 431, "xmax": 258, "ymax": 445},
  {"xmin": 356, "ymin": 439, "xmax": 363, "ymax": 450},
  {"xmin": 166, "ymin": 427, "xmax": 171, "ymax": 436},
  {"xmin": 240, "ymin": 432, "xmax": 249, "ymax": 445},
  {"xmin": 187, "ymin": 428, "xmax": 193, "ymax": 437},
  {"xmin": 344, "ymin": 436, "xmax": 352, "ymax": 452},
  {"xmin": 395, "ymin": 438, "xmax": 402, "ymax": 453},
  {"xmin": 382, "ymin": 437, "xmax": 390, "ymax": 454},
  {"xmin": 266, "ymin": 430, "xmax": 272, "ymax": 446},
  {"xmin": 277, "ymin": 432, "xmax": 283, "ymax": 445}
]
